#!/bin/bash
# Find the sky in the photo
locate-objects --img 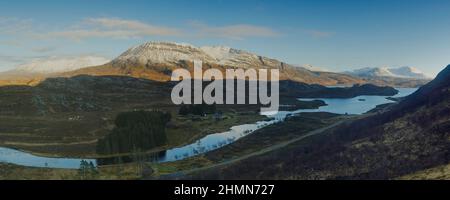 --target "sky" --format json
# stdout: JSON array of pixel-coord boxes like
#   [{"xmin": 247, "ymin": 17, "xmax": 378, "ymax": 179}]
[{"xmin": 0, "ymin": 0, "xmax": 449, "ymax": 76}]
